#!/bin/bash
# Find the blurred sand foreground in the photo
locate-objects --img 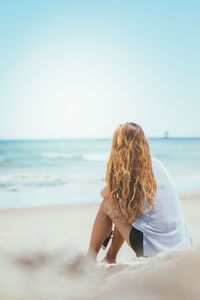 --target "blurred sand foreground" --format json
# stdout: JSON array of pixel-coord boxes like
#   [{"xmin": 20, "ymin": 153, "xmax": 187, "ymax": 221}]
[{"xmin": 0, "ymin": 194, "xmax": 199, "ymax": 299}]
